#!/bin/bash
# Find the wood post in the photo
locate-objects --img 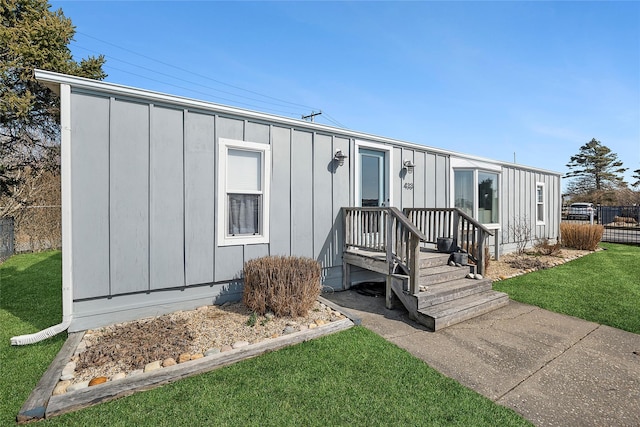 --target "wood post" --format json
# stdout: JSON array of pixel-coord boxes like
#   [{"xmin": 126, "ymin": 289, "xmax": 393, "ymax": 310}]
[
  {"xmin": 477, "ymin": 231, "xmax": 486, "ymax": 276},
  {"xmin": 409, "ymin": 234, "xmax": 420, "ymax": 295}
]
